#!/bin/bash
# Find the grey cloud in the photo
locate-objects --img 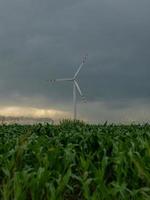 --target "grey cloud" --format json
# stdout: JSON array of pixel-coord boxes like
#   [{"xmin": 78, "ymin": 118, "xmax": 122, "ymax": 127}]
[{"xmin": 0, "ymin": 0, "xmax": 150, "ymax": 122}]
